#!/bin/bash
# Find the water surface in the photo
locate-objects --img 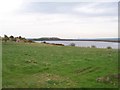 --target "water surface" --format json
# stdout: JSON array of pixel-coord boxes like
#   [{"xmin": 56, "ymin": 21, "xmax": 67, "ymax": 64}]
[{"xmin": 36, "ymin": 41, "xmax": 118, "ymax": 49}]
